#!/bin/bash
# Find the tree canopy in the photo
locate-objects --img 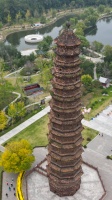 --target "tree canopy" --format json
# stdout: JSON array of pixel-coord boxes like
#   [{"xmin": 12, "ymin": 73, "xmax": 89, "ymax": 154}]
[
  {"xmin": 81, "ymin": 74, "xmax": 92, "ymax": 86},
  {"xmin": 103, "ymin": 45, "xmax": 112, "ymax": 62},
  {"xmin": 0, "ymin": 111, "xmax": 7, "ymax": 131},
  {"xmin": 0, "ymin": 139, "xmax": 35, "ymax": 173},
  {"xmin": 0, "ymin": 0, "xmax": 112, "ymax": 24}
]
